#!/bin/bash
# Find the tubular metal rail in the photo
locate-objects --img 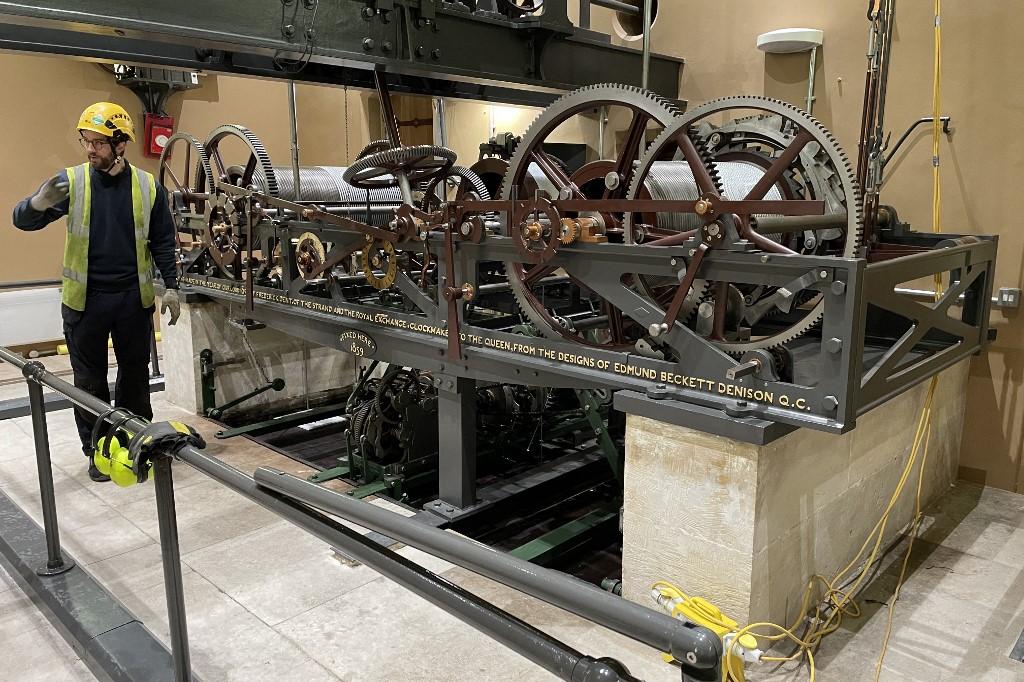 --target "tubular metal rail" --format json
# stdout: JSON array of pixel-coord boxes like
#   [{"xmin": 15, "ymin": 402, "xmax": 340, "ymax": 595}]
[{"xmin": 0, "ymin": 344, "xmax": 722, "ymax": 682}]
